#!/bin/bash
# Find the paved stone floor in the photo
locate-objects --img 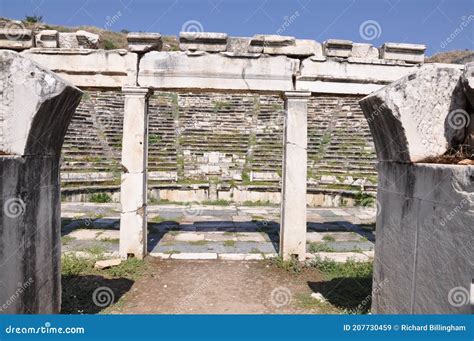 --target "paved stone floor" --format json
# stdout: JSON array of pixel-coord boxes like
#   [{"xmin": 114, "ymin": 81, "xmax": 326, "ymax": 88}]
[{"xmin": 61, "ymin": 203, "xmax": 376, "ymax": 262}]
